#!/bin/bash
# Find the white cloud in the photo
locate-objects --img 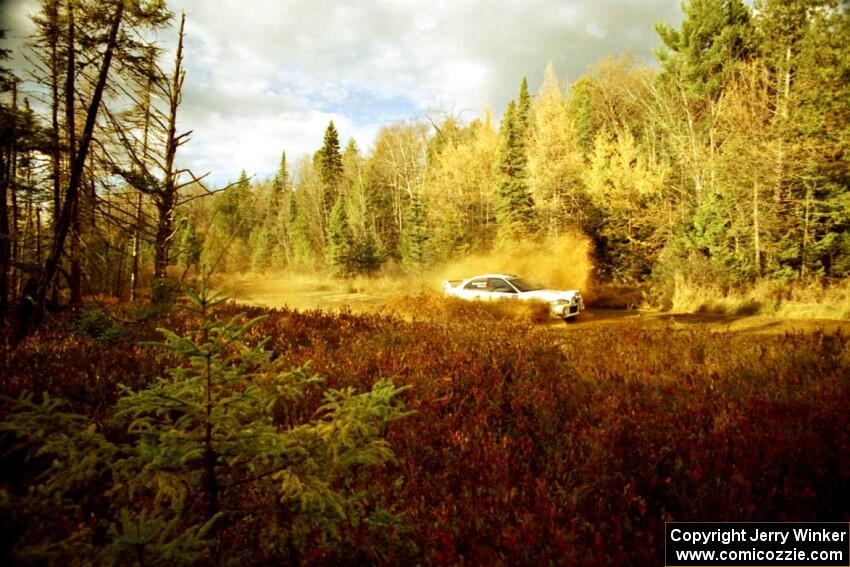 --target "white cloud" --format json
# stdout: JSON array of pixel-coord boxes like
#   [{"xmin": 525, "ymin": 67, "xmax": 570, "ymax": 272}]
[{"xmin": 2, "ymin": 0, "xmax": 684, "ymax": 186}]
